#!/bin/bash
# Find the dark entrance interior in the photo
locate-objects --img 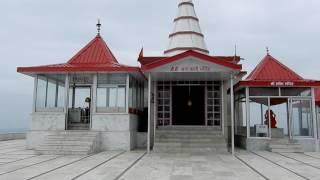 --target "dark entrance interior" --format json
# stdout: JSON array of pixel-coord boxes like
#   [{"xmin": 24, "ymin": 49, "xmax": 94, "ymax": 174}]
[
  {"xmin": 172, "ymin": 86, "xmax": 205, "ymax": 125},
  {"xmin": 68, "ymin": 86, "xmax": 91, "ymax": 130}
]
